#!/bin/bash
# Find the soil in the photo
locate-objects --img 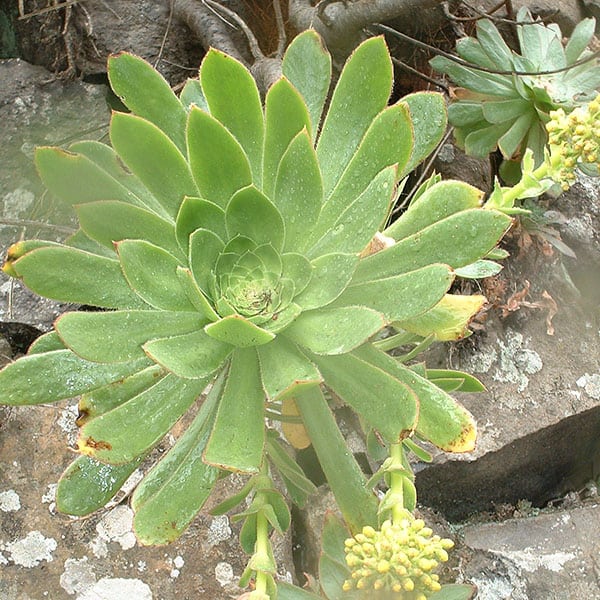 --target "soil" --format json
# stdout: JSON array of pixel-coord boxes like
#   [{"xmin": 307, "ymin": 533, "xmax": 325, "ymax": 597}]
[{"xmin": 1, "ymin": 3, "xmax": 600, "ymax": 600}]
